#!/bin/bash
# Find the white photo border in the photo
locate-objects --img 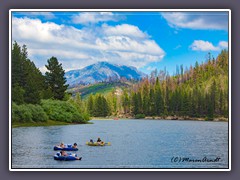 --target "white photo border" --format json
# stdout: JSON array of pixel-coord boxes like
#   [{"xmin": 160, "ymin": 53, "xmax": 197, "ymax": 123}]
[{"xmin": 9, "ymin": 9, "xmax": 231, "ymax": 172}]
